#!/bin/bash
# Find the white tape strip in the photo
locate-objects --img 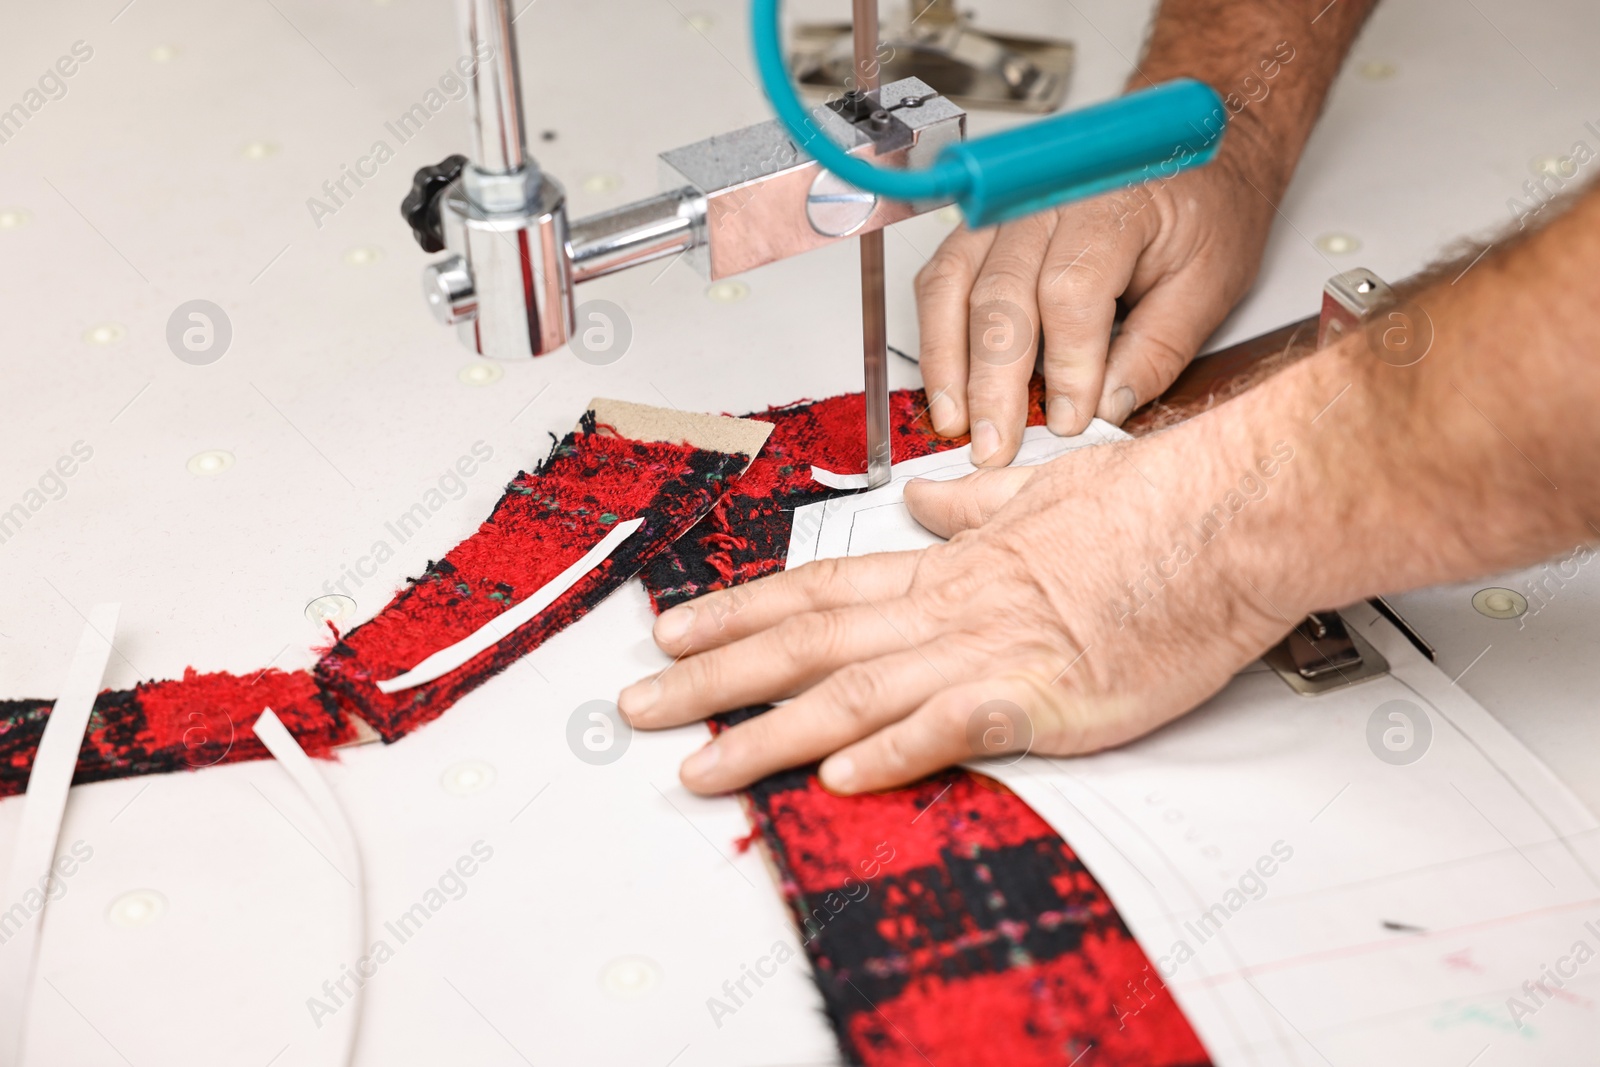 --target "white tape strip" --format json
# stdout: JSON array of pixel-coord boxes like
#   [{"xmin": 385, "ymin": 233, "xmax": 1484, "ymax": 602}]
[
  {"xmin": 809, "ymin": 465, "xmax": 872, "ymax": 490},
  {"xmin": 375, "ymin": 517, "xmax": 645, "ymax": 693},
  {"xmin": 0, "ymin": 603, "xmax": 119, "ymax": 1066},
  {"xmin": 254, "ymin": 708, "xmax": 366, "ymax": 1067}
]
